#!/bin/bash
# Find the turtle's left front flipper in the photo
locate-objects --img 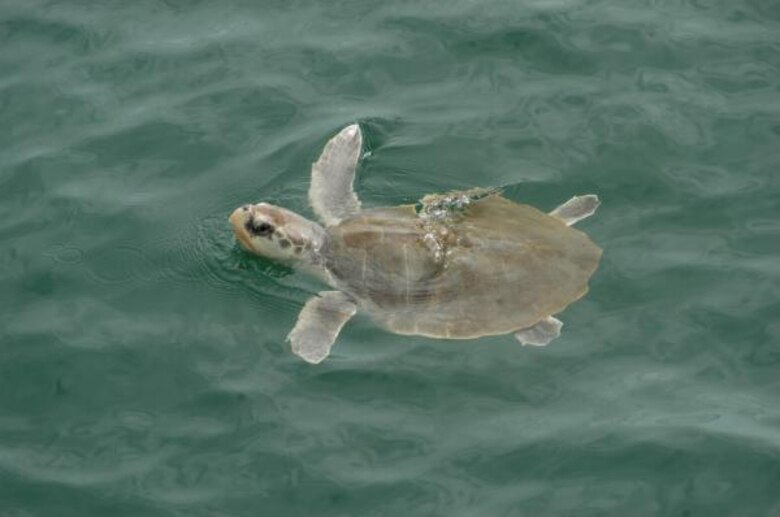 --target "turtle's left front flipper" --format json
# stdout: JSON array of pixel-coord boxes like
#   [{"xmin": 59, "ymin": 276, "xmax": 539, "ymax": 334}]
[{"xmin": 287, "ymin": 291, "xmax": 357, "ymax": 364}]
